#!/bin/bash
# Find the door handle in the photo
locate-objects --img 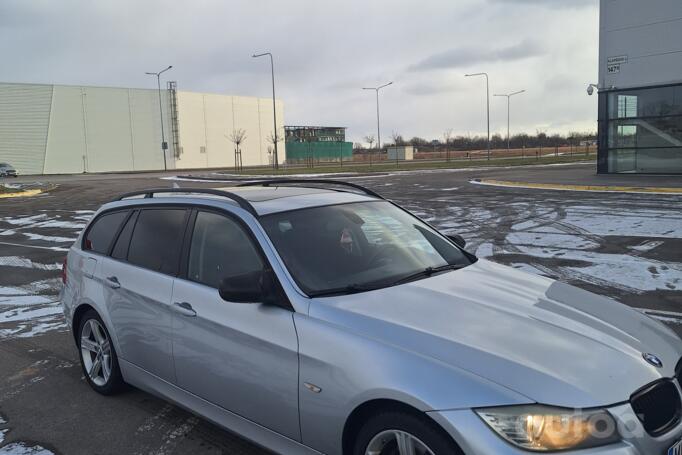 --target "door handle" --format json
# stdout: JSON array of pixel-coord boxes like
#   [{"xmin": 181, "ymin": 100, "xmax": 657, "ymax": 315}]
[
  {"xmin": 105, "ymin": 276, "xmax": 120, "ymax": 289},
  {"xmin": 172, "ymin": 301, "xmax": 197, "ymax": 317}
]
